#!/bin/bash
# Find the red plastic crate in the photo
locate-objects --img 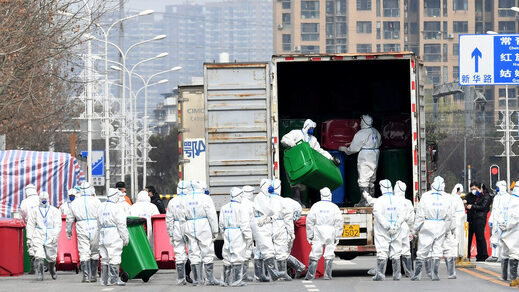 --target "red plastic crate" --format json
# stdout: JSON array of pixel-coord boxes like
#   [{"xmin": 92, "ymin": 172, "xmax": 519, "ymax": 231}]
[
  {"xmin": 321, "ymin": 119, "xmax": 360, "ymax": 150},
  {"xmin": 381, "ymin": 115, "xmax": 411, "ymax": 149},
  {"xmin": 151, "ymin": 214, "xmax": 175, "ymax": 269},
  {"xmin": 0, "ymin": 219, "xmax": 25, "ymax": 276},
  {"xmin": 56, "ymin": 215, "xmax": 79, "ymax": 272}
]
